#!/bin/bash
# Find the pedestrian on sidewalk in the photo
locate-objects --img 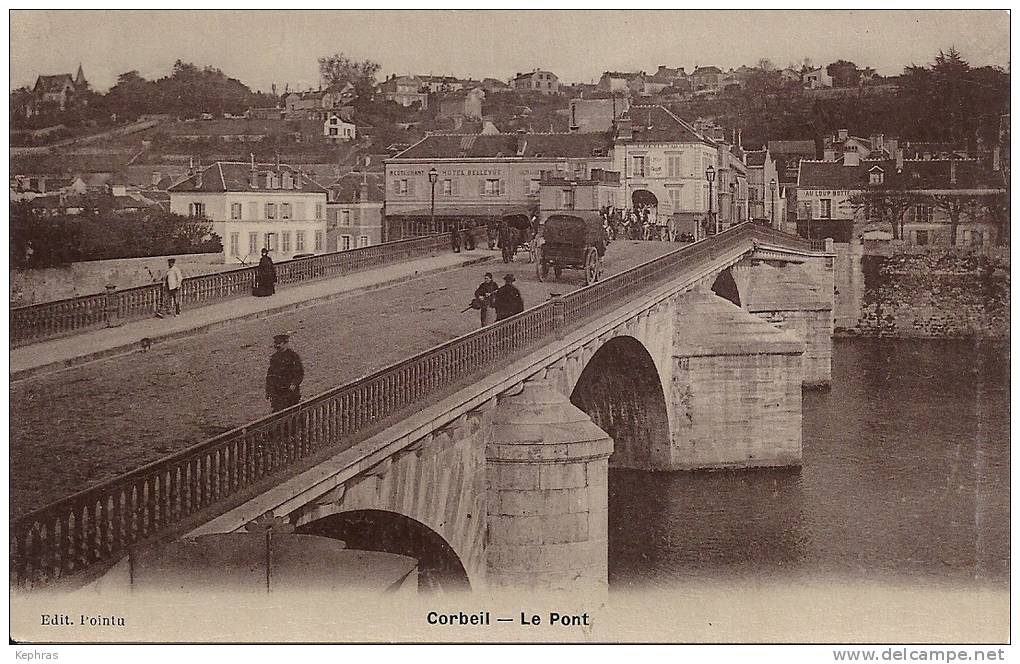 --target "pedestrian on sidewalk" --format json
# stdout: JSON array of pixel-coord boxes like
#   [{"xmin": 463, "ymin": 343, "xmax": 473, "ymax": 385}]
[
  {"xmin": 463, "ymin": 221, "xmax": 476, "ymax": 250},
  {"xmin": 452, "ymin": 221, "xmax": 462, "ymax": 253},
  {"xmin": 159, "ymin": 258, "xmax": 183, "ymax": 317},
  {"xmin": 473, "ymin": 272, "xmax": 499, "ymax": 327},
  {"xmin": 254, "ymin": 248, "xmax": 277, "ymax": 297},
  {"xmin": 493, "ymin": 273, "xmax": 524, "ymax": 321},
  {"xmin": 266, "ymin": 332, "xmax": 304, "ymax": 412}
]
